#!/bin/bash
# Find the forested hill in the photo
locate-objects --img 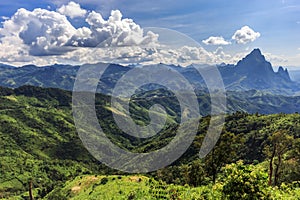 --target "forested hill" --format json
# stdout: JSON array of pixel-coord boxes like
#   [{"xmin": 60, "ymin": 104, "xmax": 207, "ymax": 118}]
[{"xmin": 0, "ymin": 85, "xmax": 300, "ymax": 198}]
